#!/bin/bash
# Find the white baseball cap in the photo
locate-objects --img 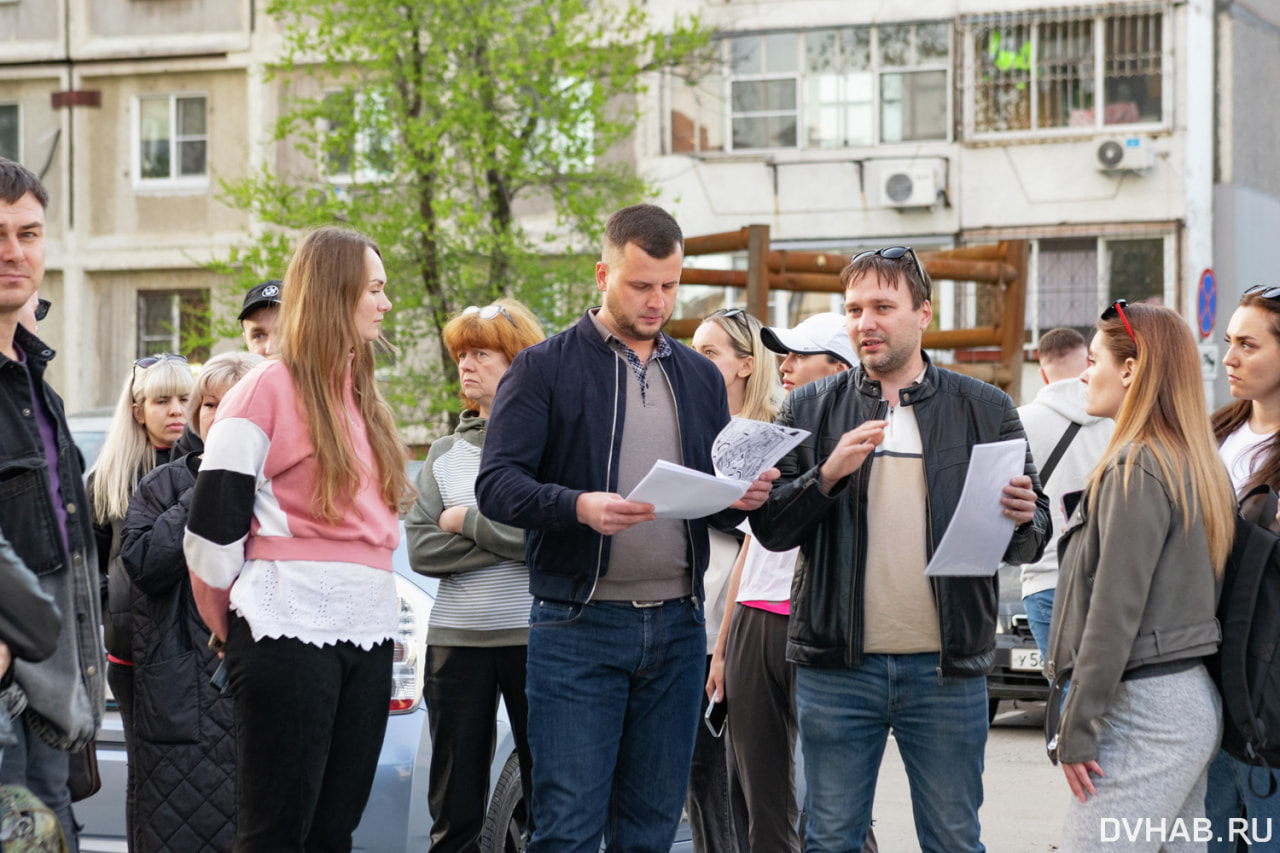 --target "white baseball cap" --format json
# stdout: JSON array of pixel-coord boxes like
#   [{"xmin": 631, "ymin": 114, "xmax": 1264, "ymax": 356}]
[{"xmin": 760, "ymin": 313, "xmax": 856, "ymax": 366}]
